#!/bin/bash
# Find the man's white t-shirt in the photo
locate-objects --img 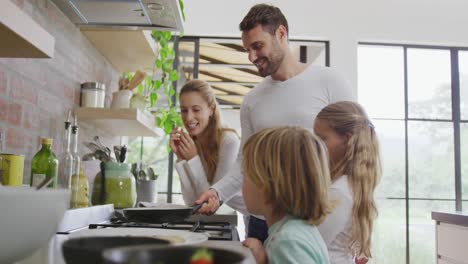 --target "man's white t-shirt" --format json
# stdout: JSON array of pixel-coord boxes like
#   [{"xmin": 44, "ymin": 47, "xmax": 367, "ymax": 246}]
[{"xmin": 212, "ymin": 64, "xmax": 355, "ymax": 202}]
